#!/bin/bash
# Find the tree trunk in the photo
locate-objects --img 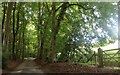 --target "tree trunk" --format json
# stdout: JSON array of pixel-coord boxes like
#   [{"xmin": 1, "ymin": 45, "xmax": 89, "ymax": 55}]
[
  {"xmin": 37, "ymin": 2, "xmax": 44, "ymax": 60},
  {"xmin": 15, "ymin": 3, "xmax": 20, "ymax": 59},
  {"xmin": 49, "ymin": 2, "xmax": 56, "ymax": 63},
  {"xmin": 2, "ymin": 2, "xmax": 7, "ymax": 44},
  {"xmin": 12, "ymin": 2, "xmax": 16, "ymax": 60},
  {"xmin": 3, "ymin": 2, "xmax": 14, "ymax": 56},
  {"xmin": 22, "ymin": 19, "xmax": 25, "ymax": 60},
  {"xmin": 49, "ymin": 2, "xmax": 68, "ymax": 63},
  {"xmin": 22, "ymin": 6, "xmax": 26, "ymax": 60},
  {"xmin": 37, "ymin": 2, "xmax": 41, "ymax": 59}
]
